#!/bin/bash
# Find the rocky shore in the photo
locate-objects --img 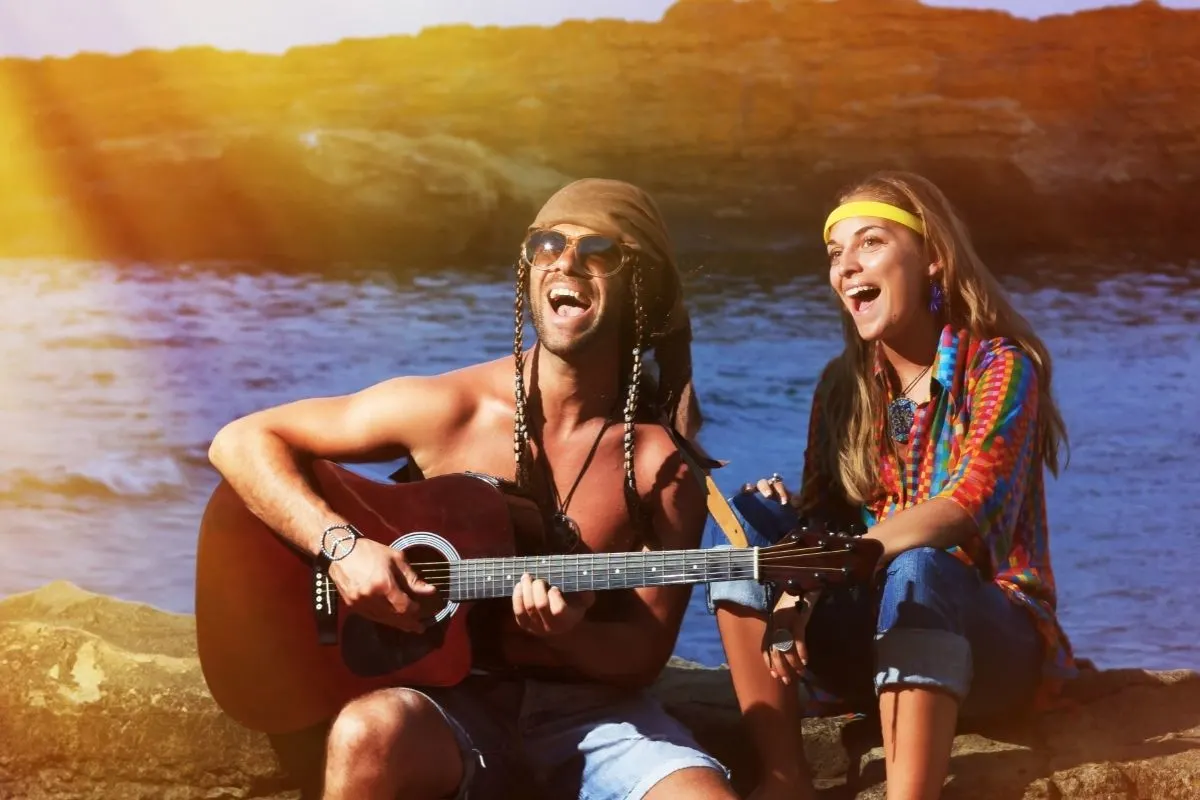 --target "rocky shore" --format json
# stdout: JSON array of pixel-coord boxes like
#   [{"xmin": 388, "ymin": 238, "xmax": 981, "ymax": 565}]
[
  {"xmin": 1, "ymin": 581, "xmax": 1197, "ymax": 799},
  {"xmin": 1, "ymin": 0, "xmax": 1198, "ymax": 266}
]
